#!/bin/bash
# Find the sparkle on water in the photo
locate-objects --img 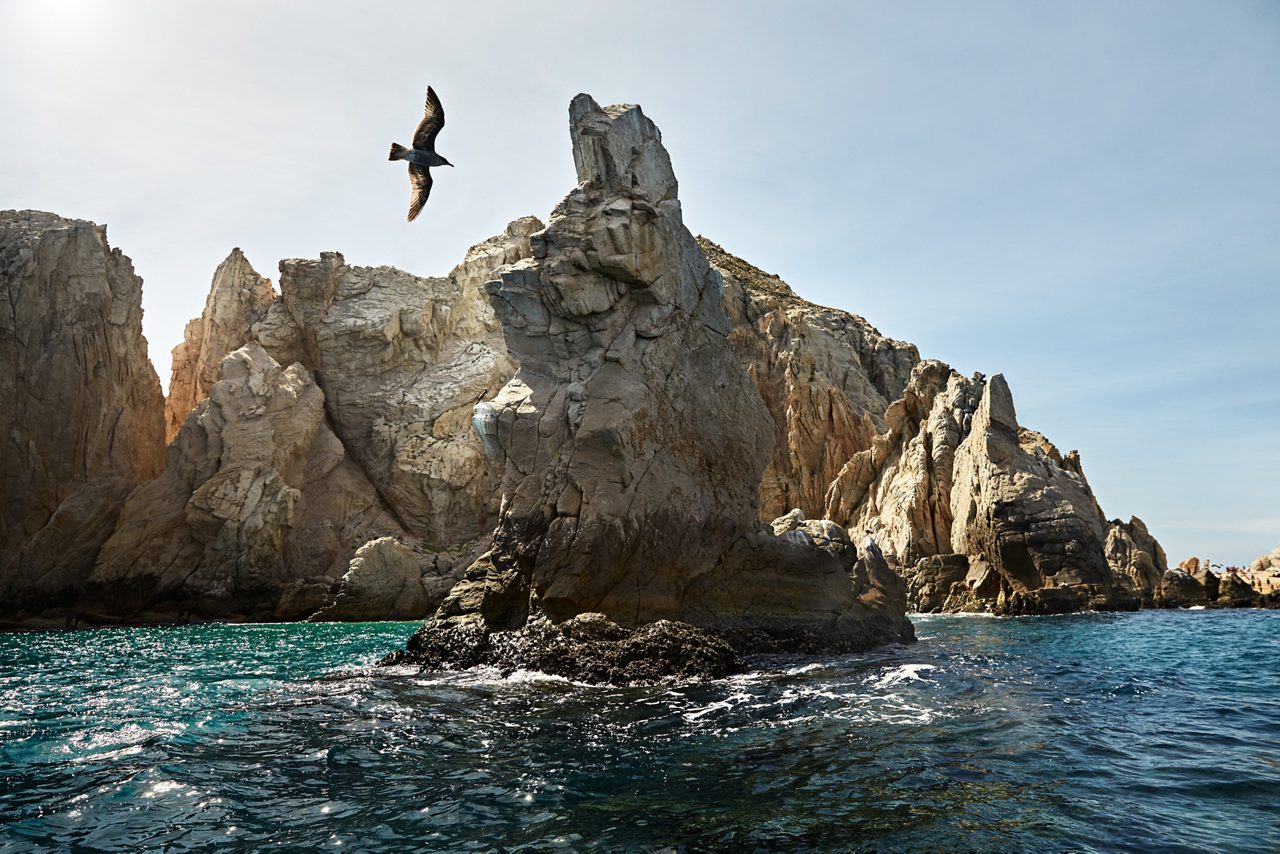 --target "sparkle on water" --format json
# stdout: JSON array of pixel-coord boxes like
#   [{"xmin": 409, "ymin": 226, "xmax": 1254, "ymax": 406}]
[{"xmin": 1, "ymin": 611, "xmax": 1278, "ymax": 851}]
